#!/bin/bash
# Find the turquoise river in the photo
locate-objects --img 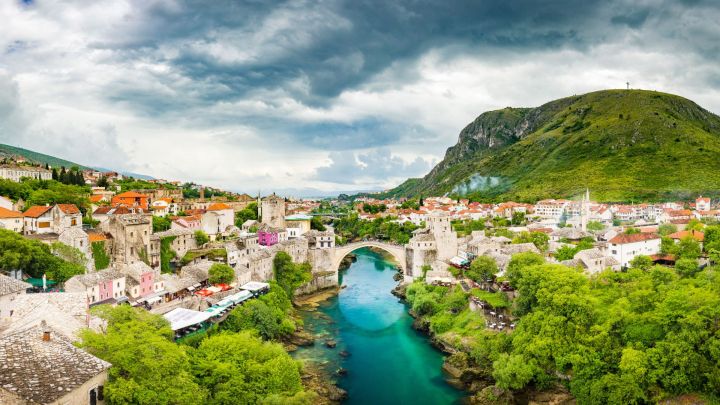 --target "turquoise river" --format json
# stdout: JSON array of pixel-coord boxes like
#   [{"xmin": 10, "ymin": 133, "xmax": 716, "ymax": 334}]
[{"xmin": 293, "ymin": 247, "xmax": 464, "ymax": 404}]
